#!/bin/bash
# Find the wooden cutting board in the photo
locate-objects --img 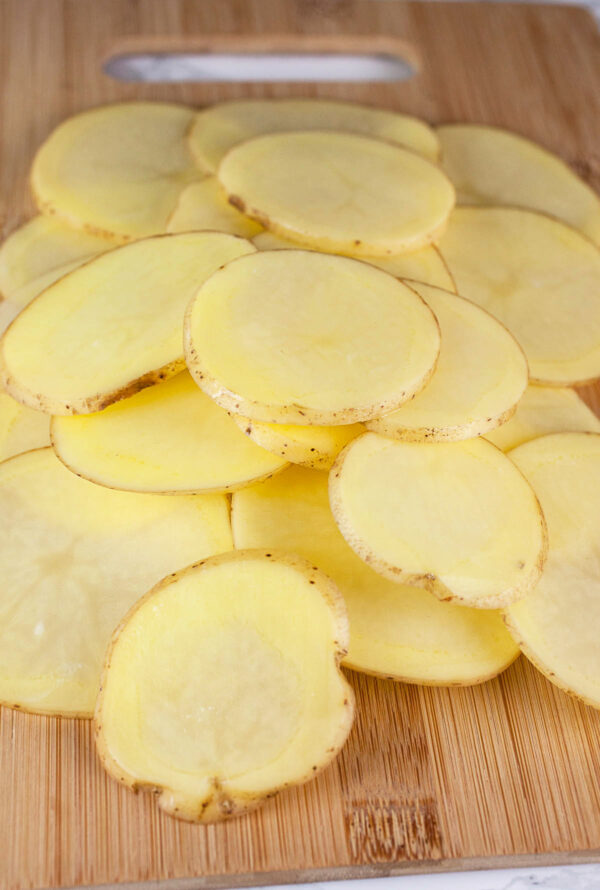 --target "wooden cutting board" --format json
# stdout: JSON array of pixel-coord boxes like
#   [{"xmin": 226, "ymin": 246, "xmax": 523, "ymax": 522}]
[{"xmin": 1, "ymin": 1, "xmax": 600, "ymax": 887}]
